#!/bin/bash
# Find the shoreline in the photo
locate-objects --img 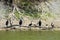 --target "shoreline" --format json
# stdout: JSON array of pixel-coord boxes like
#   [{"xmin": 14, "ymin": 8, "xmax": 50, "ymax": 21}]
[{"xmin": 0, "ymin": 27, "xmax": 60, "ymax": 31}]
